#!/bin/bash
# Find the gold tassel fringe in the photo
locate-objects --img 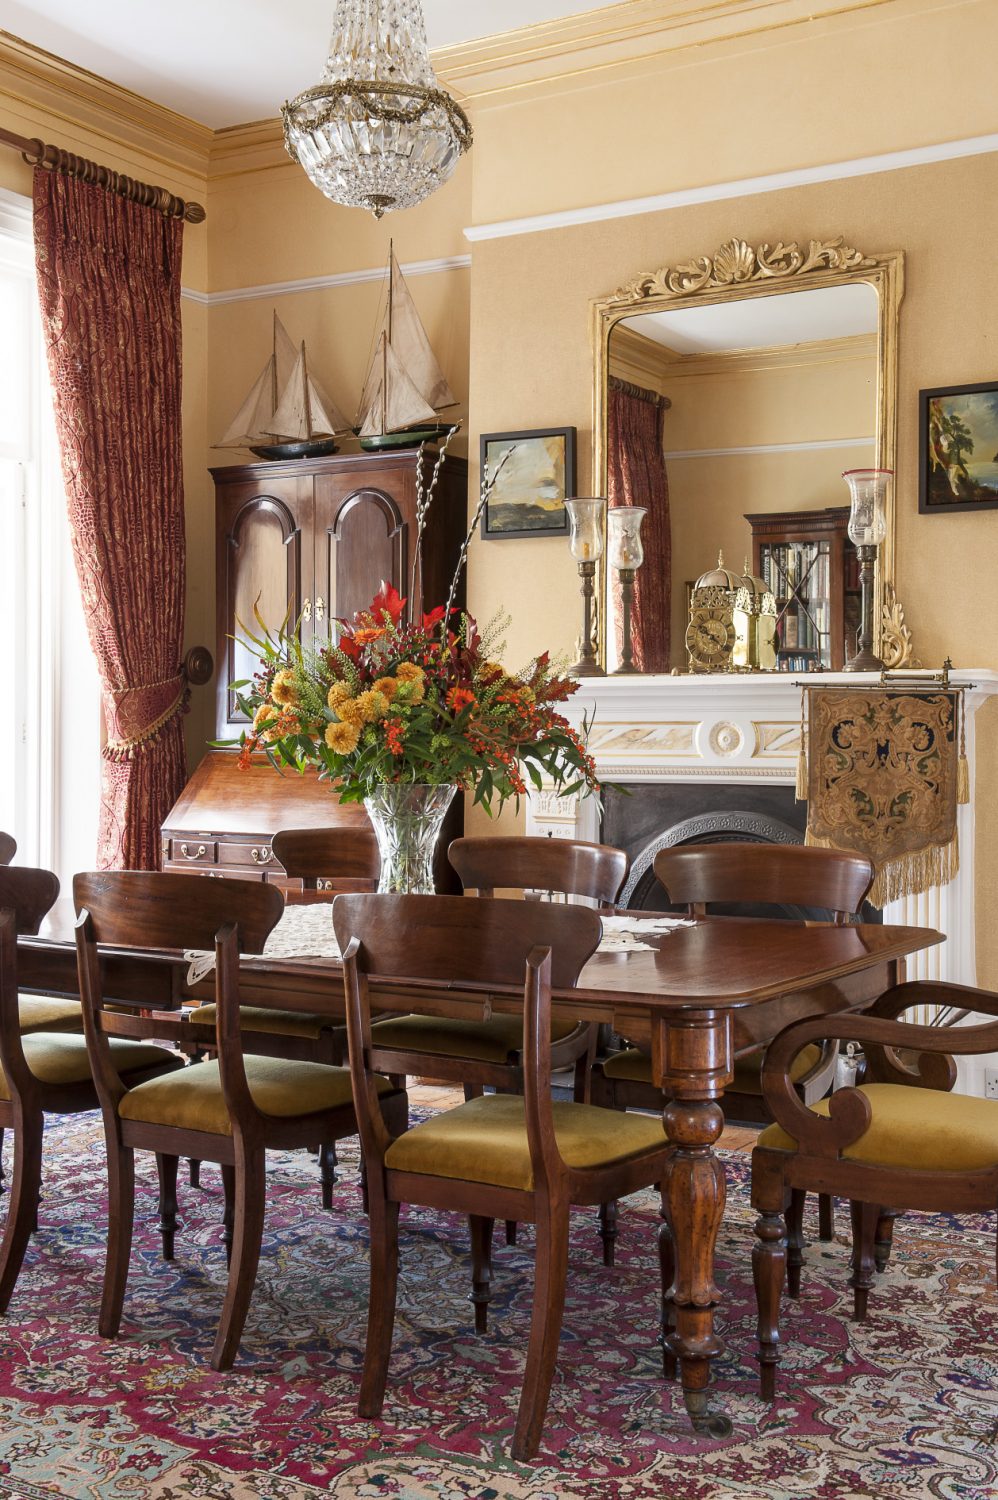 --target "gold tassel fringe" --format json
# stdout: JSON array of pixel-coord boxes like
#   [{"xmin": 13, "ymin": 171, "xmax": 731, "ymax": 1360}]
[
  {"xmin": 958, "ymin": 754, "xmax": 970, "ymax": 805},
  {"xmin": 795, "ymin": 692, "xmax": 808, "ymax": 802},
  {"xmin": 806, "ymin": 829, "xmax": 959, "ymax": 908}
]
